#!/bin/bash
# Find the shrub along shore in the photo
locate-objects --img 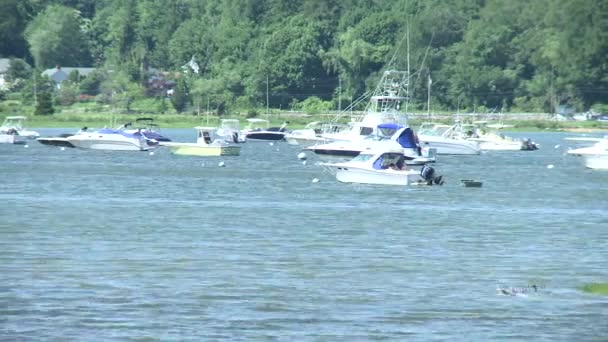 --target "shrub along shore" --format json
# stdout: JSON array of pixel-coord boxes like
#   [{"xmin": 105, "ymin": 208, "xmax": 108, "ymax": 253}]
[{"xmin": 1, "ymin": 104, "xmax": 607, "ymax": 132}]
